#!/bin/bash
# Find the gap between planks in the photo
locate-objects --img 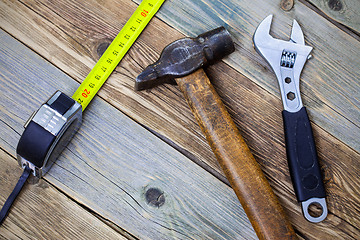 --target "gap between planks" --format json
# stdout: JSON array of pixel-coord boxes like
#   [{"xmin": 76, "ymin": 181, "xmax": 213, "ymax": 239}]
[
  {"xmin": 44, "ymin": 172, "xmax": 140, "ymax": 240},
  {"xmin": 0, "ymin": 29, "xmax": 258, "ymax": 239},
  {"xmin": 0, "ymin": 149, "xmax": 129, "ymax": 240},
  {"xmin": 137, "ymin": 0, "xmax": 360, "ymax": 153},
  {"xmin": 1, "ymin": 1, "xmax": 359, "ymax": 238},
  {"xmin": 300, "ymin": 0, "xmax": 360, "ymax": 38},
  {"xmin": 0, "ymin": 26, "xmax": 232, "ymax": 188}
]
